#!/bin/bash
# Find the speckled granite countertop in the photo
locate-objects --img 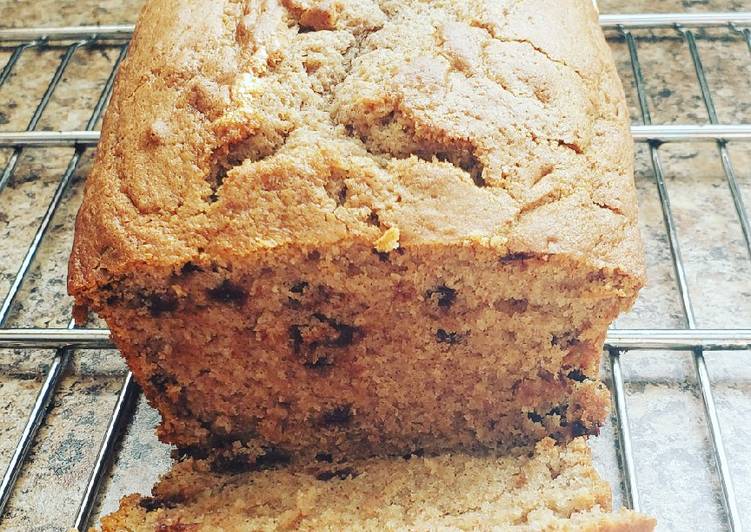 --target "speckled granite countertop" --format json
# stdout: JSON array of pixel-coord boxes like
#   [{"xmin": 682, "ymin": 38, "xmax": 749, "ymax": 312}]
[{"xmin": 0, "ymin": 1, "xmax": 750, "ymax": 531}]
